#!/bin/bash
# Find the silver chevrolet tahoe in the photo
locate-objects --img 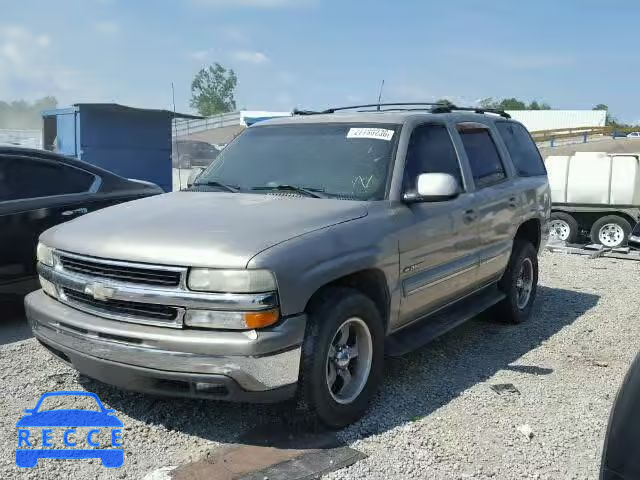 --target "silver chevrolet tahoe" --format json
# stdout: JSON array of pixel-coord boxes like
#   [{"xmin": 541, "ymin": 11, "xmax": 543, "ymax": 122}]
[{"xmin": 25, "ymin": 103, "xmax": 551, "ymax": 428}]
